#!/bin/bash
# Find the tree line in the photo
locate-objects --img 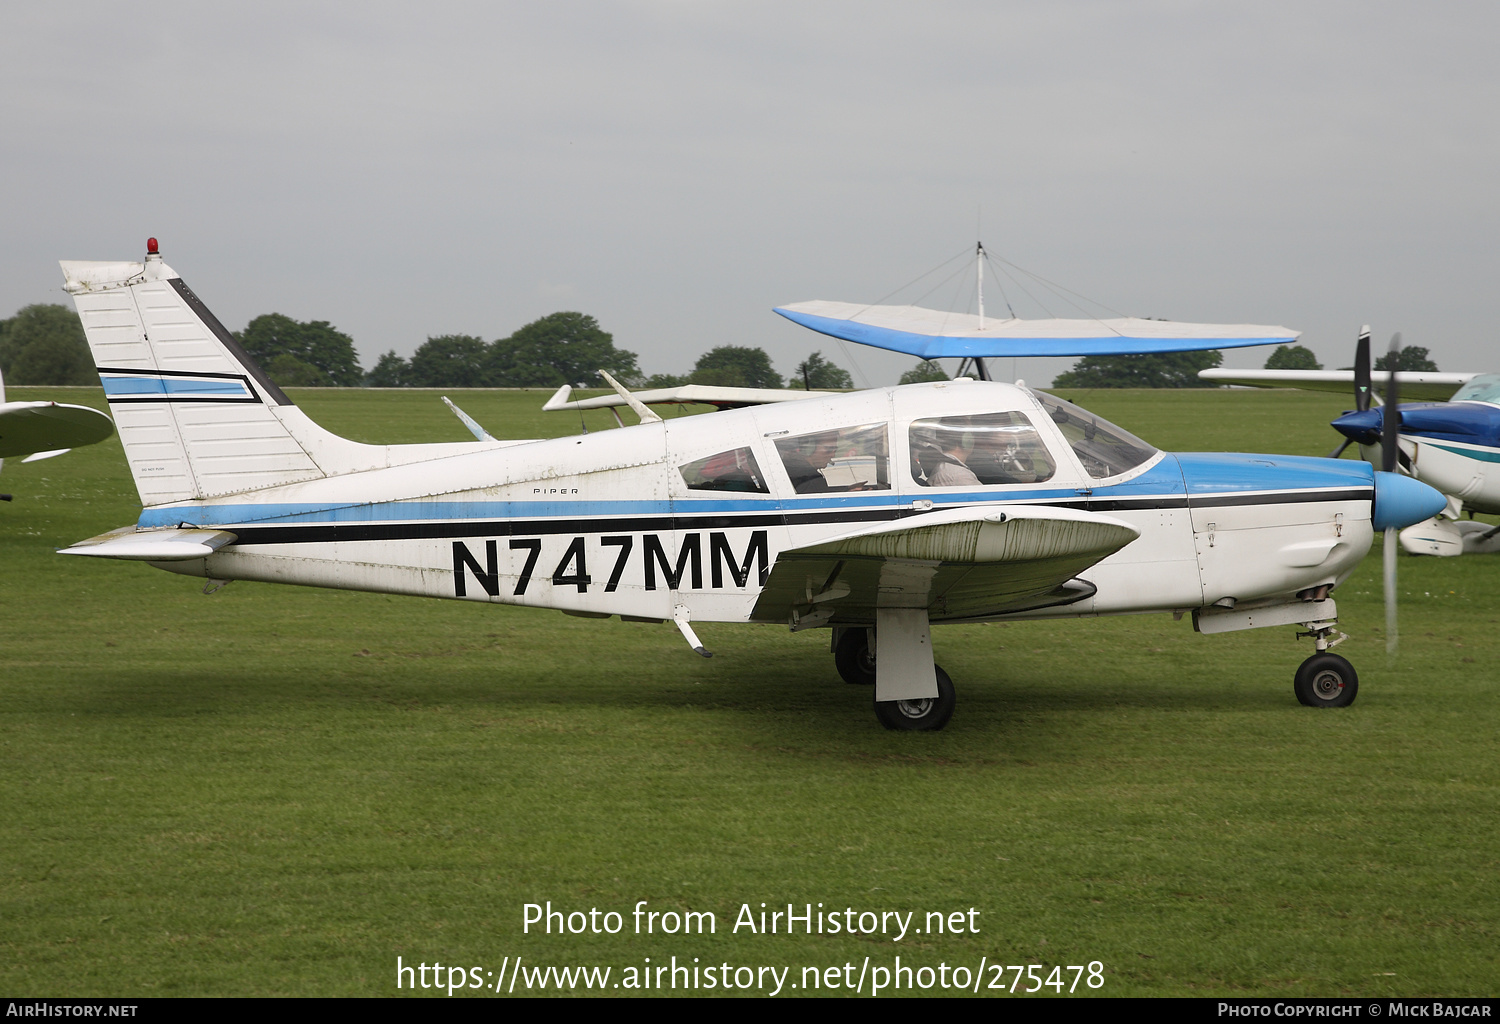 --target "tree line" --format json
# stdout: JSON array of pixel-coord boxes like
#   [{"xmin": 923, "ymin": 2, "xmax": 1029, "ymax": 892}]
[
  {"xmin": 0, "ymin": 304, "xmax": 859, "ymax": 390},
  {"xmin": 0, "ymin": 304, "xmax": 1441, "ymax": 390}
]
